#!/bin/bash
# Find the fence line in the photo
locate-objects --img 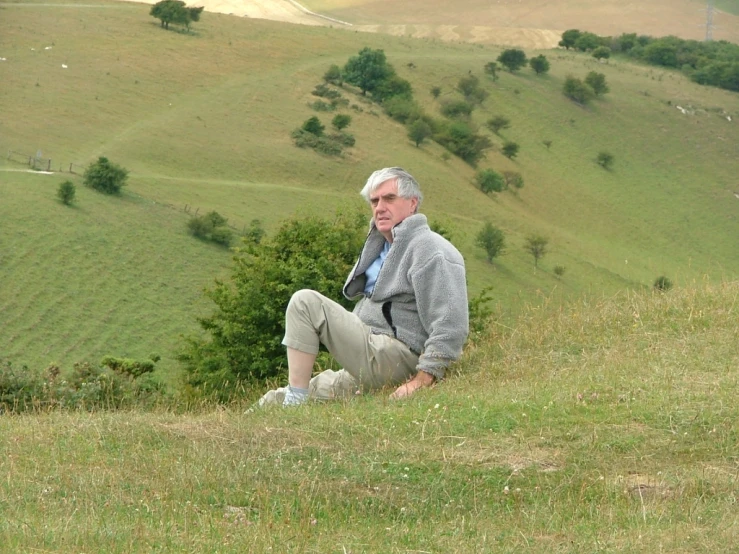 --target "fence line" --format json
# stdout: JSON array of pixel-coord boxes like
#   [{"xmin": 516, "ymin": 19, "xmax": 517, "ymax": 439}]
[{"xmin": 6, "ymin": 149, "xmax": 82, "ymax": 174}]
